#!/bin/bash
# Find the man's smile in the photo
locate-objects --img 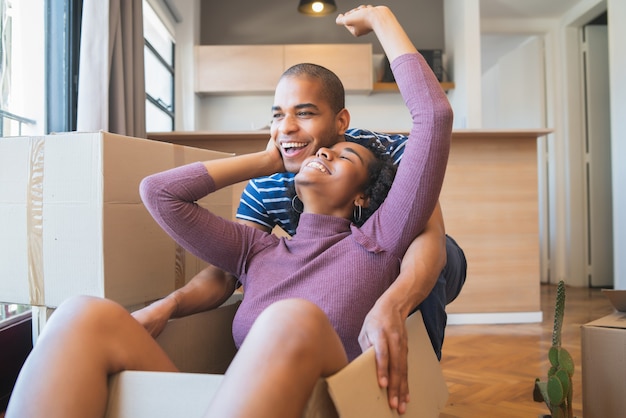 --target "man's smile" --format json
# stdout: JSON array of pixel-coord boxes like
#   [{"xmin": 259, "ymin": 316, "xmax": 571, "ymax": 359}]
[{"xmin": 281, "ymin": 141, "xmax": 309, "ymax": 156}]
